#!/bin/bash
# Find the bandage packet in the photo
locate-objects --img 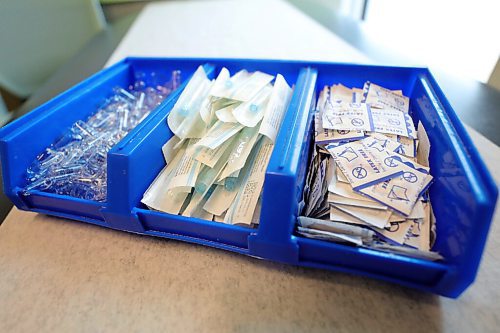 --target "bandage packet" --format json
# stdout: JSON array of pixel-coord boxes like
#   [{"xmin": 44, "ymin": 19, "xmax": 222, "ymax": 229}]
[
  {"xmin": 330, "ymin": 84, "xmax": 355, "ymax": 103},
  {"xmin": 299, "ymin": 81, "xmax": 441, "ymax": 261},
  {"xmin": 364, "ymin": 82, "xmax": 410, "ymax": 113},
  {"xmin": 358, "ymin": 162, "xmax": 433, "ymax": 216},
  {"xmin": 326, "ymin": 141, "xmax": 403, "ymax": 189},
  {"xmin": 364, "ymin": 132, "xmax": 402, "ymax": 153},
  {"xmin": 371, "ymin": 108, "xmax": 417, "ymax": 138},
  {"xmin": 322, "ymin": 102, "xmax": 374, "ymax": 132},
  {"xmin": 315, "ymin": 113, "xmax": 364, "ymax": 144},
  {"xmin": 397, "ymin": 136, "xmax": 417, "ymax": 157}
]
